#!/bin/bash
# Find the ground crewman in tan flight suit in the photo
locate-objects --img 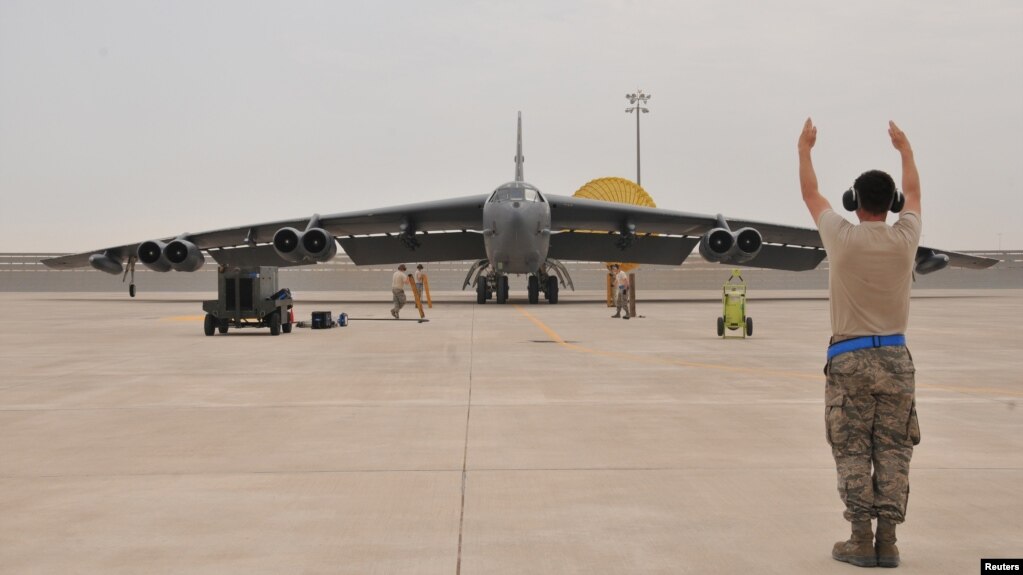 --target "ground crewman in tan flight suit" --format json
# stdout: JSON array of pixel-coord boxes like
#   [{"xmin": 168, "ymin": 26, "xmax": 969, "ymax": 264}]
[
  {"xmin": 390, "ymin": 264, "xmax": 407, "ymax": 319},
  {"xmin": 610, "ymin": 264, "xmax": 630, "ymax": 320},
  {"xmin": 799, "ymin": 118, "xmax": 922, "ymax": 568}
]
